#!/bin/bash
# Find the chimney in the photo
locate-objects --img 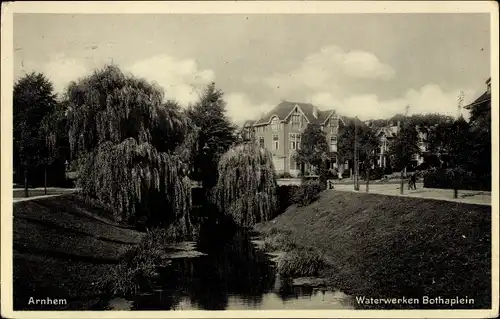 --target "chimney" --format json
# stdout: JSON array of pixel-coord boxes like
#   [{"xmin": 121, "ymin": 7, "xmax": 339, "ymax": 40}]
[{"xmin": 486, "ymin": 77, "xmax": 491, "ymax": 94}]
